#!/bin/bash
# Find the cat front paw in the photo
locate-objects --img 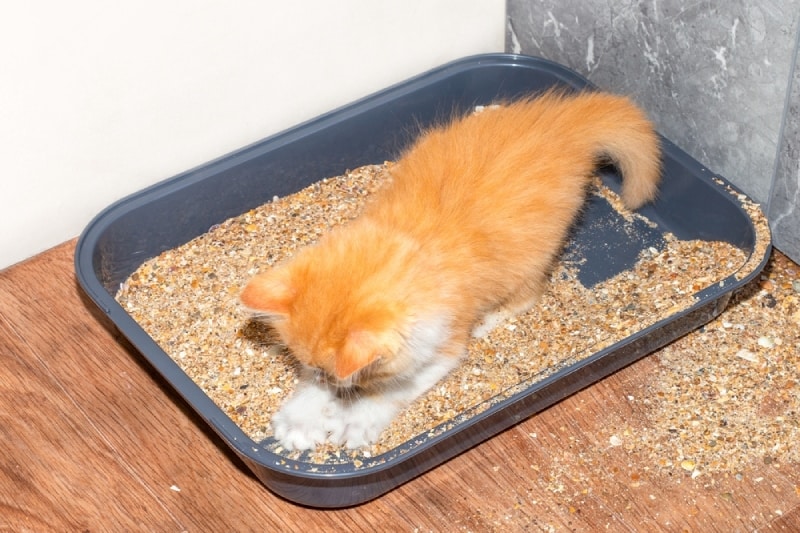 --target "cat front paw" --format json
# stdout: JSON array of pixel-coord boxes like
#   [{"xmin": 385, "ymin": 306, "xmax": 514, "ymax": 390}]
[
  {"xmin": 271, "ymin": 384, "xmax": 341, "ymax": 451},
  {"xmin": 327, "ymin": 398, "xmax": 397, "ymax": 449},
  {"xmin": 271, "ymin": 384, "xmax": 399, "ymax": 450}
]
